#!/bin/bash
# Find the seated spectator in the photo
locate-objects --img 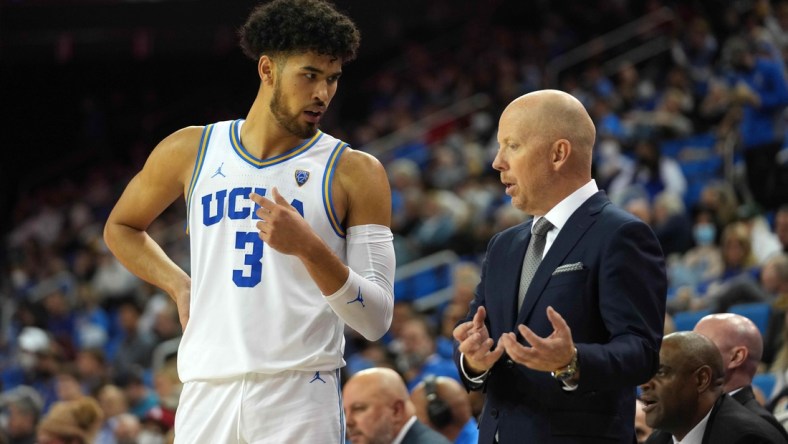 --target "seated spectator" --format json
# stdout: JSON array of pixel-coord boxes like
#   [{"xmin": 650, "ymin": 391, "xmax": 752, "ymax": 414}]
[
  {"xmin": 777, "ymin": 205, "xmax": 788, "ymax": 254},
  {"xmin": 74, "ymin": 348, "xmax": 109, "ymax": 398},
  {"xmin": 115, "ymin": 367, "xmax": 158, "ymax": 420},
  {"xmin": 410, "ymin": 376, "xmax": 478, "ymax": 444},
  {"xmin": 652, "ymin": 191, "xmax": 694, "ymax": 258},
  {"xmin": 693, "ymin": 313, "xmax": 788, "ymax": 438},
  {"xmin": 639, "ymin": 331, "xmax": 786, "ymax": 443},
  {"xmin": 94, "ymin": 384, "xmax": 129, "ymax": 444},
  {"xmin": 140, "ymin": 405, "xmax": 175, "ymax": 444},
  {"xmin": 608, "ymin": 138, "xmax": 688, "ymax": 204},
  {"xmin": 697, "ymin": 180, "xmax": 740, "ymax": 229},
  {"xmin": 0, "ymin": 386, "xmax": 42, "ymax": 444},
  {"xmin": 673, "ymin": 222, "xmax": 761, "ymax": 312},
  {"xmin": 2, "ymin": 327, "xmax": 62, "ymax": 414},
  {"xmin": 36, "ymin": 397, "xmax": 103, "ymax": 444},
  {"xmin": 107, "ymin": 298, "xmax": 155, "ymax": 382},
  {"xmin": 53, "ymin": 366, "xmax": 84, "ymax": 403},
  {"xmin": 626, "ymin": 87, "xmax": 695, "ymax": 139},
  {"xmin": 763, "ymin": 253, "xmax": 788, "ymax": 364},
  {"xmin": 436, "ymin": 303, "xmax": 468, "ymax": 360},
  {"xmin": 737, "ymin": 203, "xmax": 783, "ymax": 264},
  {"xmin": 111, "ymin": 413, "xmax": 140, "ymax": 444},
  {"xmin": 342, "ymin": 367, "xmax": 451, "ymax": 444},
  {"xmin": 667, "ymin": 207, "xmax": 724, "ymax": 312},
  {"xmin": 396, "ymin": 315, "xmax": 460, "ymax": 391},
  {"xmin": 703, "ymin": 252, "xmax": 788, "ymax": 315}
]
